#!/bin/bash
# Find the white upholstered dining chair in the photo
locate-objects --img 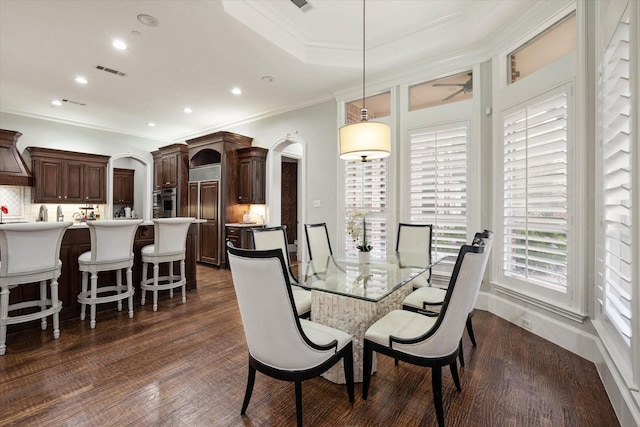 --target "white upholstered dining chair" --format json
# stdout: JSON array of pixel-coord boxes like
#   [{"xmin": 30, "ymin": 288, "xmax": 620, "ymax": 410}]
[
  {"xmin": 0, "ymin": 221, "xmax": 72, "ymax": 355},
  {"xmin": 362, "ymin": 241, "xmax": 486, "ymax": 427},
  {"xmin": 227, "ymin": 246, "xmax": 354, "ymax": 427},
  {"xmin": 402, "ymin": 230, "xmax": 493, "ymax": 349},
  {"xmin": 252, "ymin": 226, "xmax": 311, "ymax": 318},
  {"xmin": 396, "ymin": 223, "xmax": 433, "ymax": 287}
]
